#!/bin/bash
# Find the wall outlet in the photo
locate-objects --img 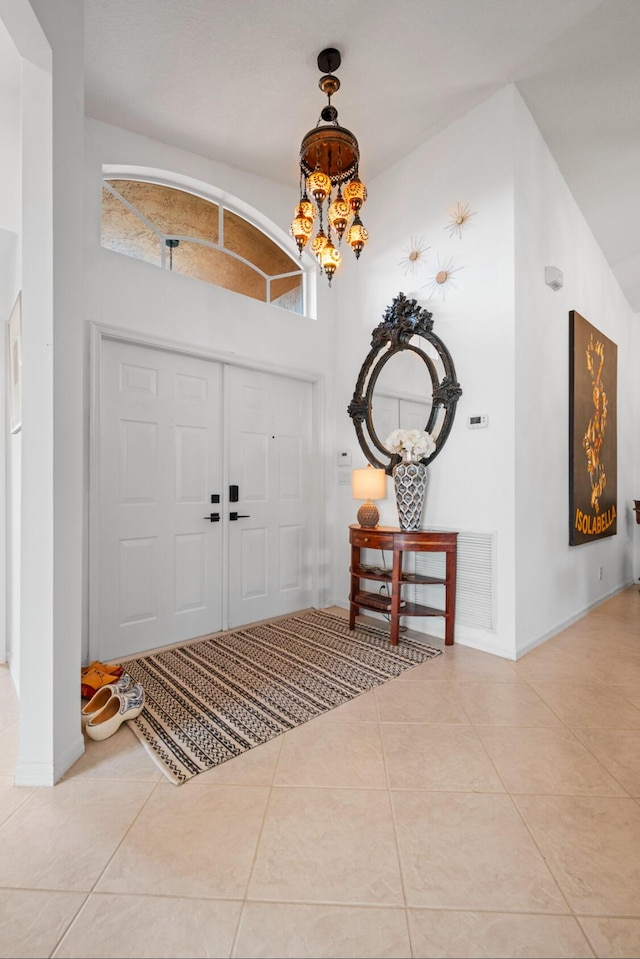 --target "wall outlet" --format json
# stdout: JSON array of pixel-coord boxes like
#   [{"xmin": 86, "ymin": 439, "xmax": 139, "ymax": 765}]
[{"xmin": 598, "ymin": 566, "xmax": 604, "ymax": 580}]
